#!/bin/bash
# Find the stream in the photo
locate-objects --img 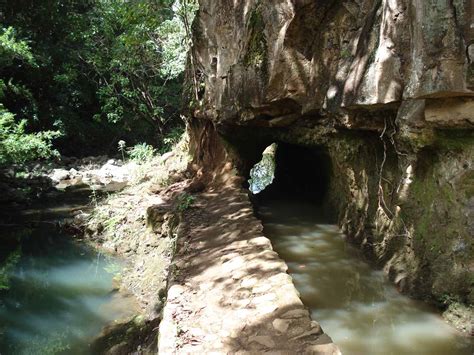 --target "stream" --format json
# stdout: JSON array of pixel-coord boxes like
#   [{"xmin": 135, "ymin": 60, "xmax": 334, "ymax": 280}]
[
  {"xmin": 257, "ymin": 197, "xmax": 474, "ymax": 355},
  {"xmin": 0, "ymin": 185, "xmax": 137, "ymax": 354}
]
